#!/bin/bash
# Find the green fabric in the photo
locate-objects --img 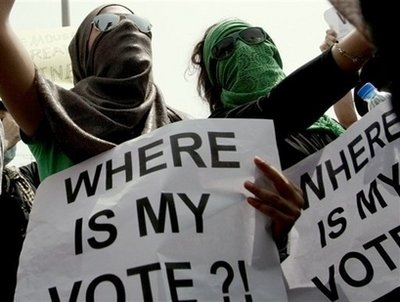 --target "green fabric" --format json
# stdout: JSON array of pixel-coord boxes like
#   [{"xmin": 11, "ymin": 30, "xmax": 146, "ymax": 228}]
[
  {"xmin": 203, "ymin": 19, "xmax": 285, "ymax": 109},
  {"xmin": 203, "ymin": 19, "xmax": 250, "ymax": 85},
  {"xmin": 219, "ymin": 42, "xmax": 286, "ymax": 109},
  {"xmin": 27, "ymin": 137, "xmax": 75, "ymax": 182},
  {"xmin": 309, "ymin": 114, "xmax": 345, "ymax": 137}
]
